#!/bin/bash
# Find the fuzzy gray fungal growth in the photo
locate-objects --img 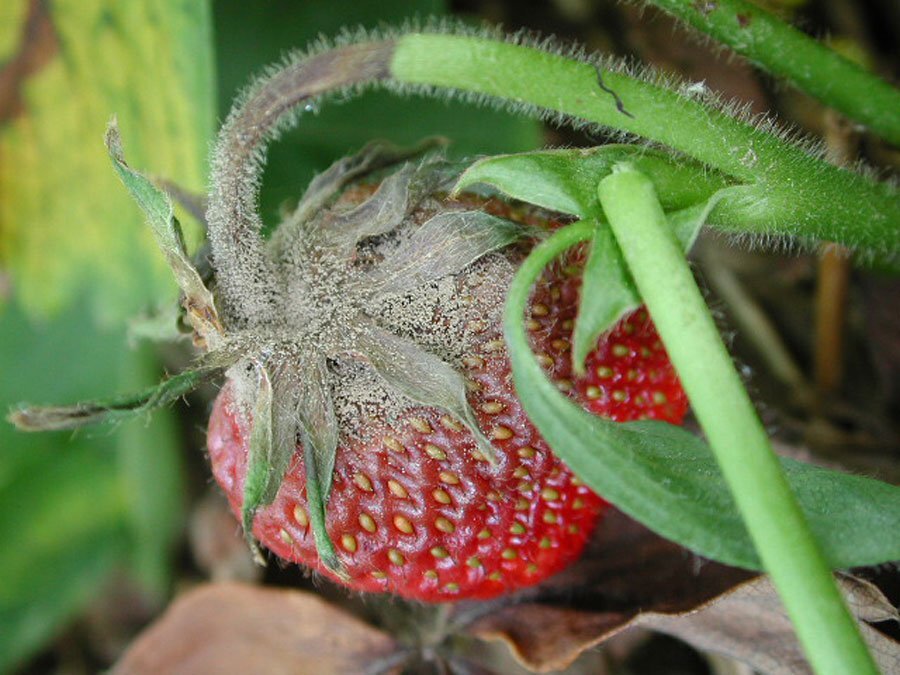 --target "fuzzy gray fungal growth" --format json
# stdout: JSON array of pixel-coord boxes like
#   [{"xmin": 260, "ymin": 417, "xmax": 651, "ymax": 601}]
[
  {"xmin": 207, "ymin": 41, "xmax": 396, "ymax": 327},
  {"xmin": 207, "ymin": 116, "xmax": 530, "ymax": 571}
]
